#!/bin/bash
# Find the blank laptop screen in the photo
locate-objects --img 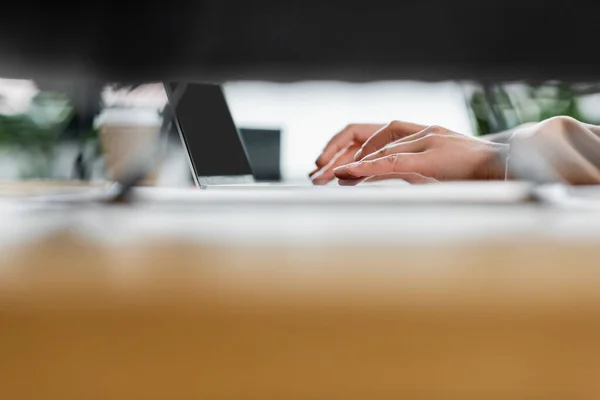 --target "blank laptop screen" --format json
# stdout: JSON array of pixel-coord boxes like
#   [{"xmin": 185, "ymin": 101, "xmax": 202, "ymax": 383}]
[{"xmin": 169, "ymin": 83, "xmax": 253, "ymax": 177}]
